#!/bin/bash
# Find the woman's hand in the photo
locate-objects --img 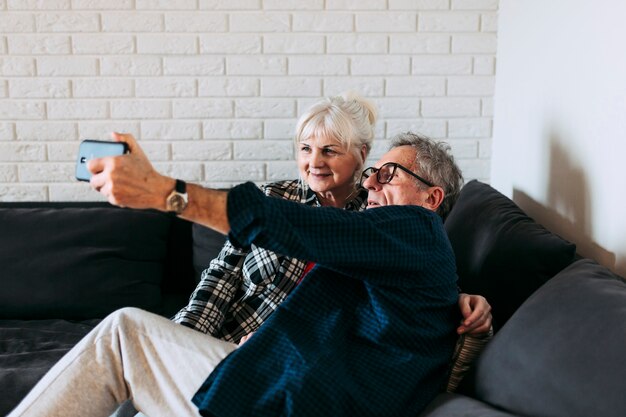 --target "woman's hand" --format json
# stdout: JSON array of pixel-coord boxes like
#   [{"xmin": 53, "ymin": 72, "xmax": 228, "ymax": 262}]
[
  {"xmin": 238, "ymin": 332, "xmax": 256, "ymax": 347},
  {"xmin": 457, "ymin": 293, "xmax": 492, "ymax": 335}
]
